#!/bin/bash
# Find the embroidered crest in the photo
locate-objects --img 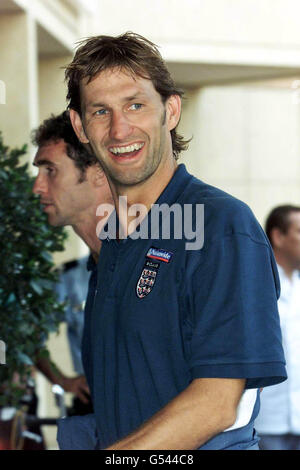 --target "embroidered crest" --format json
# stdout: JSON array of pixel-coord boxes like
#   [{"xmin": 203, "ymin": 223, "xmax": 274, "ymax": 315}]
[
  {"xmin": 136, "ymin": 248, "xmax": 173, "ymax": 299},
  {"xmin": 136, "ymin": 259, "xmax": 160, "ymax": 299}
]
